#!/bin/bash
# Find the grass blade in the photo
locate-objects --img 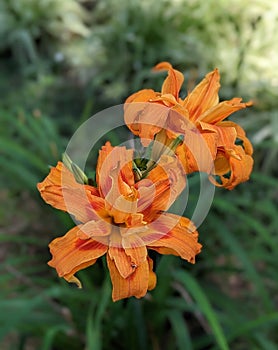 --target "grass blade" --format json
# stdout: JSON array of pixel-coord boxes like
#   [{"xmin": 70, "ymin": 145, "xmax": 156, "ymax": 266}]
[
  {"xmin": 168, "ymin": 309, "xmax": 193, "ymax": 350},
  {"xmin": 174, "ymin": 270, "xmax": 229, "ymax": 350}
]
